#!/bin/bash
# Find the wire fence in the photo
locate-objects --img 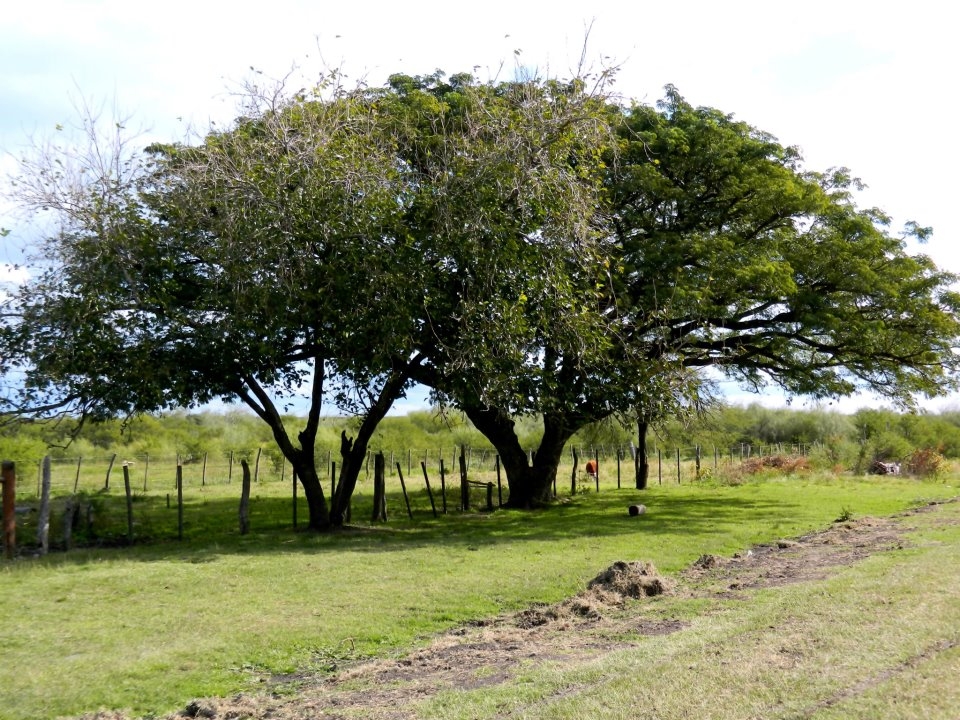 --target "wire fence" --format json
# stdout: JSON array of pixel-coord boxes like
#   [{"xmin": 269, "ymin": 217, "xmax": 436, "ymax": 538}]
[{"xmin": 0, "ymin": 442, "xmax": 813, "ymax": 556}]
